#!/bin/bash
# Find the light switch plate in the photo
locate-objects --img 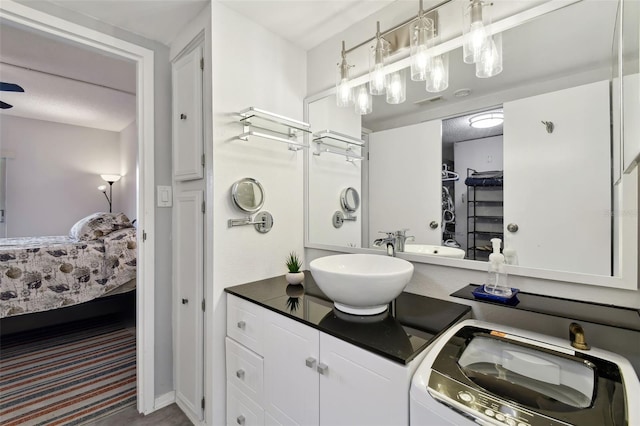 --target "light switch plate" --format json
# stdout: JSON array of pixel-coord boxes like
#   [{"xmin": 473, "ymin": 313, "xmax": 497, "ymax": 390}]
[{"xmin": 157, "ymin": 185, "xmax": 172, "ymax": 207}]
